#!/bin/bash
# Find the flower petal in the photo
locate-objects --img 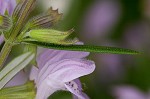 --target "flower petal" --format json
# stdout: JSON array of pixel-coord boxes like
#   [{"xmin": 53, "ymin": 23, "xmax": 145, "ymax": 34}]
[
  {"xmin": 112, "ymin": 86, "xmax": 147, "ymax": 99},
  {"xmin": 65, "ymin": 79, "xmax": 89, "ymax": 99},
  {"xmin": 37, "ymin": 59, "xmax": 95, "ymax": 86},
  {"xmin": 5, "ymin": 70, "xmax": 28, "ymax": 87},
  {"xmin": 36, "ymin": 76, "xmax": 65, "ymax": 99},
  {"xmin": 0, "ymin": 1, "xmax": 7, "ymax": 14},
  {"xmin": 35, "ymin": 80, "xmax": 56, "ymax": 99},
  {"xmin": 37, "ymin": 49, "xmax": 90, "ymax": 69},
  {"xmin": 0, "ymin": 0, "xmax": 16, "ymax": 15},
  {"xmin": 37, "ymin": 41, "xmax": 89, "ymax": 69},
  {"xmin": 7, "ymin": 0, "xmax": 16, "ymax": 15},
  {"xmin": 30, "ymin": 66, "xmax": 39, "ymax": 82}
]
